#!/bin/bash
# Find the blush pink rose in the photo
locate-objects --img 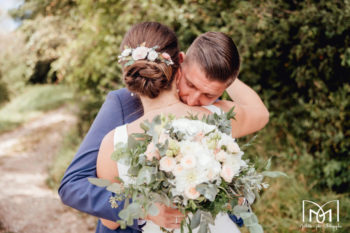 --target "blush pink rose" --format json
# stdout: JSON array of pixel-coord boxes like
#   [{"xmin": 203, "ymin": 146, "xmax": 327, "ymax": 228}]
[
  {"xmin": 161, "ymin": 52, "xmax": 171, "ymax": 60},
  {"xmin": 184, "ymin": 186, "xmax": 200, "ymax": 199},
  {"xmin": 145, "ymin": 142, "xmax": 160, "ymax": 161}
]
